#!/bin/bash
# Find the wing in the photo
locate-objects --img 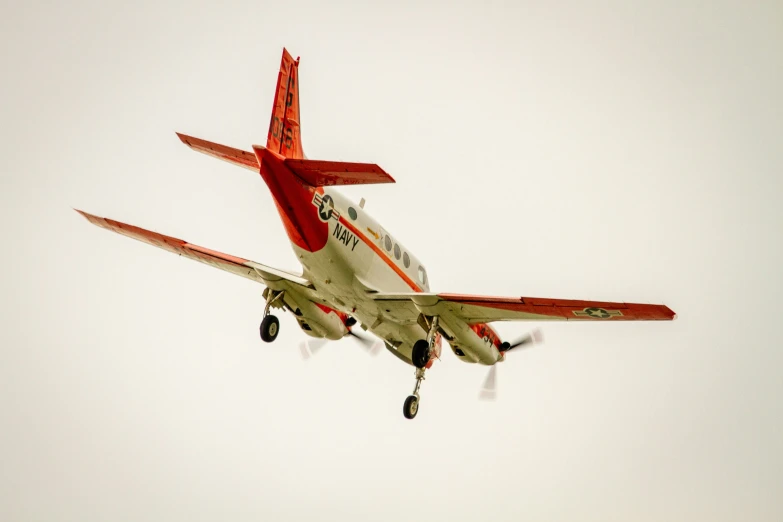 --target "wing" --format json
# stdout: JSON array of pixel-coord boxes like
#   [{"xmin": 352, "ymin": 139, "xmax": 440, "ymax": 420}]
[
  {"xmin": 372, "ymin": 292, "xmax": 675, "ymax": 324},
  {"xmin": 75, "ymin": 210, "xmax": 314, "ymax": 291}
]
